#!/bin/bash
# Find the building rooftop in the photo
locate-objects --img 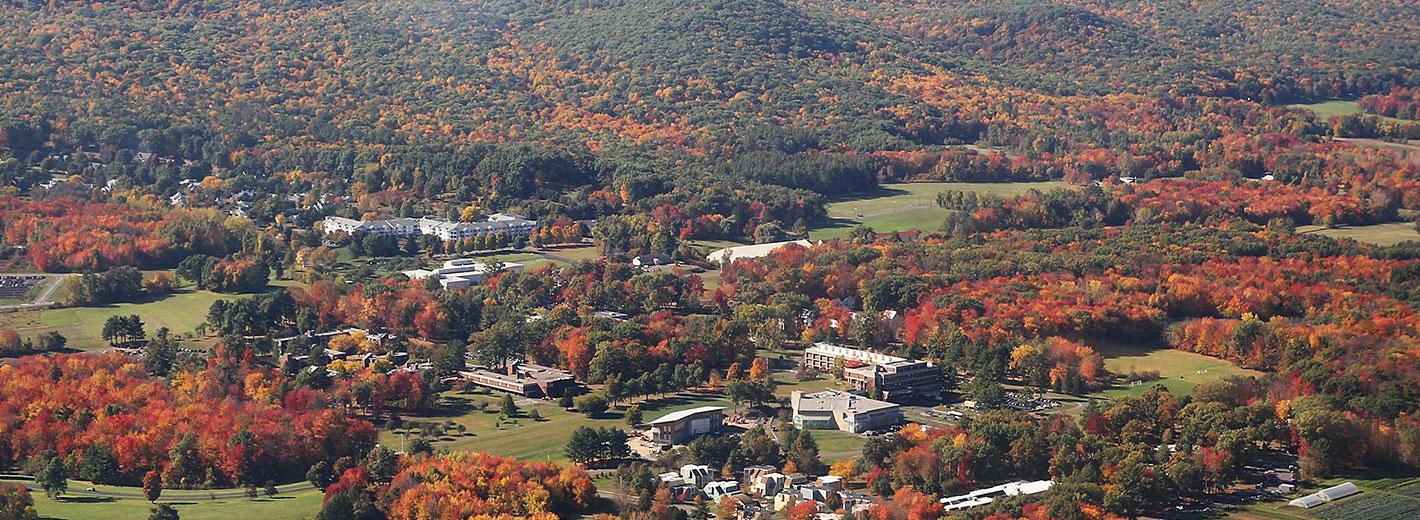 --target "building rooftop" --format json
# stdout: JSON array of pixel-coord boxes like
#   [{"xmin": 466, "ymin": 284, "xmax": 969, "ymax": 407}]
[
  {"xmin": 650, "ymin": 406, "xmax": 726, "ymax": 425},
  {"xmin": 806, "ymin": 343, "xmax": 907, "ymax": 365},
  {"xmin": 794, "ymin": 390, "xmax": 898, "ymax": 415},
  {"xmin": 705, "ymin": 239, "xmax": 816, "ymax": 264}
]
